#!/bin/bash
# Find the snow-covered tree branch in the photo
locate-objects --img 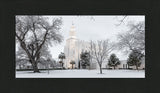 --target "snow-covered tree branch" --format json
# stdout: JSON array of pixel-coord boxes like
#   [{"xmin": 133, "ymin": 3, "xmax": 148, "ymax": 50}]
[
  {"xmin": 89, "ymin": 39, "xmax": 114, "ymax": 74},
  {"xmin": 16, "ymin": 16, "xmax": 63, "ymax": 73},
  {"xmin": 117, "ymin": 21, "xmax": 145, "ymax": 55}
]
